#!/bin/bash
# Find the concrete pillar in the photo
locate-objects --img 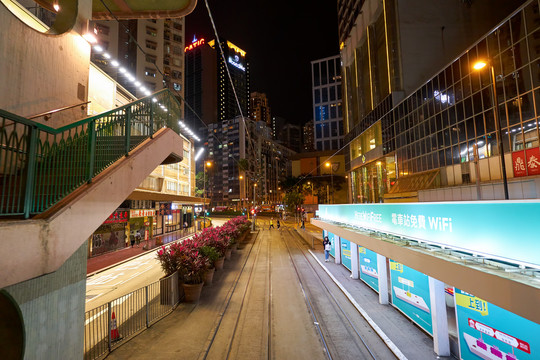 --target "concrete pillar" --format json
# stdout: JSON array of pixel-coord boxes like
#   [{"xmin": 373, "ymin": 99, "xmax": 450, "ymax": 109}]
[
  {"xmin": 350, "ymin": 244, "xmax": 359, "ymax": 279},
  {"xmin": 377, "ymin": 254, "xmax": 389, "ymax": 305},
  {"xmin": 429, "ymin": 276, "xmax": 450, "ymax": 356},
  {"xmin": 334, "ymin": 235, "xmax": 341, "ymax": 264}
]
